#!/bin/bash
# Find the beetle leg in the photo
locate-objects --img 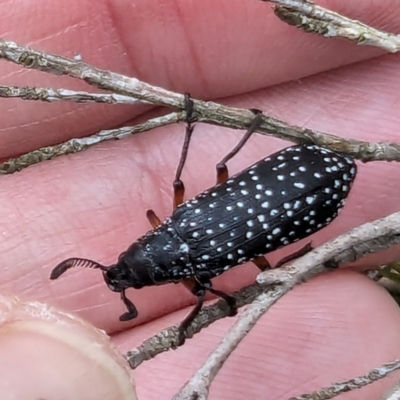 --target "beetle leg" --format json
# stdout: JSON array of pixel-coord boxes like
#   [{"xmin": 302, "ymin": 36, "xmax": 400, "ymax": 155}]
[
  {"xmin": 207, "ymin": 286, "xmax": 237, "ymax": 316},
  {"xmin": 118, "ymin": 290, "xmax": 138, "ymax": 321},
  {"xmin": 274, "ymin": 242, "xmax": 313, "ymax": 269},
  {"xmin": 178, "ymin": 277, "xmax": 237, "ymax": 345},
  {"xmin": 252, "ymin": 256, "xmax": 272, "ymax": 271},
  {"xmin": 146, "ymin": 209, "xmax": 162, "ymax": 228},
  {"xmin": 216, "ymin": 110, "xmax": 263, "ymax": 184},
  {"xmin": 173, "ymin": 93, "xmax": 195, "ymax": 210},
  {"xmin": 177, "ymin": 284, "xmax": 205, "ymax": 346}
]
